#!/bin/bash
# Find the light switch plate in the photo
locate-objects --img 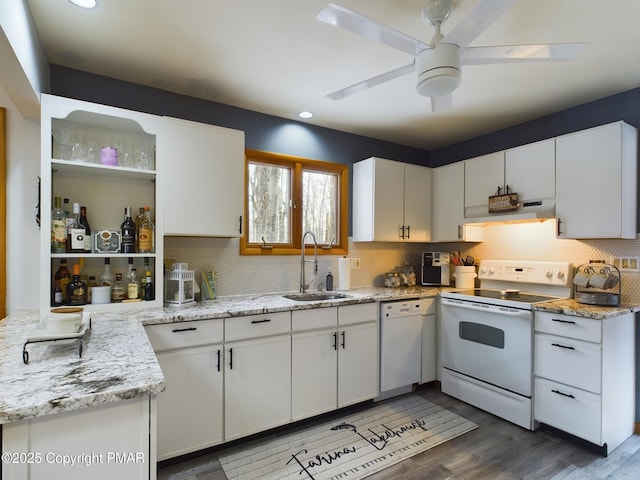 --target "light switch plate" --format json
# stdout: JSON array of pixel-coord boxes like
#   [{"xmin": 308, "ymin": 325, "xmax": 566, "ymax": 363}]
[{"xmin": 350, "ymin": 257, "xmax": 361, "ymax": 269}]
